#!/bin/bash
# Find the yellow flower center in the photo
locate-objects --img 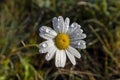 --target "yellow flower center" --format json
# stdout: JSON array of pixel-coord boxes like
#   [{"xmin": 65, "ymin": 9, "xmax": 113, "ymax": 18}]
[{"xmin": 54, "ymin": 33, "xmax": 70, "ymax": 50}]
